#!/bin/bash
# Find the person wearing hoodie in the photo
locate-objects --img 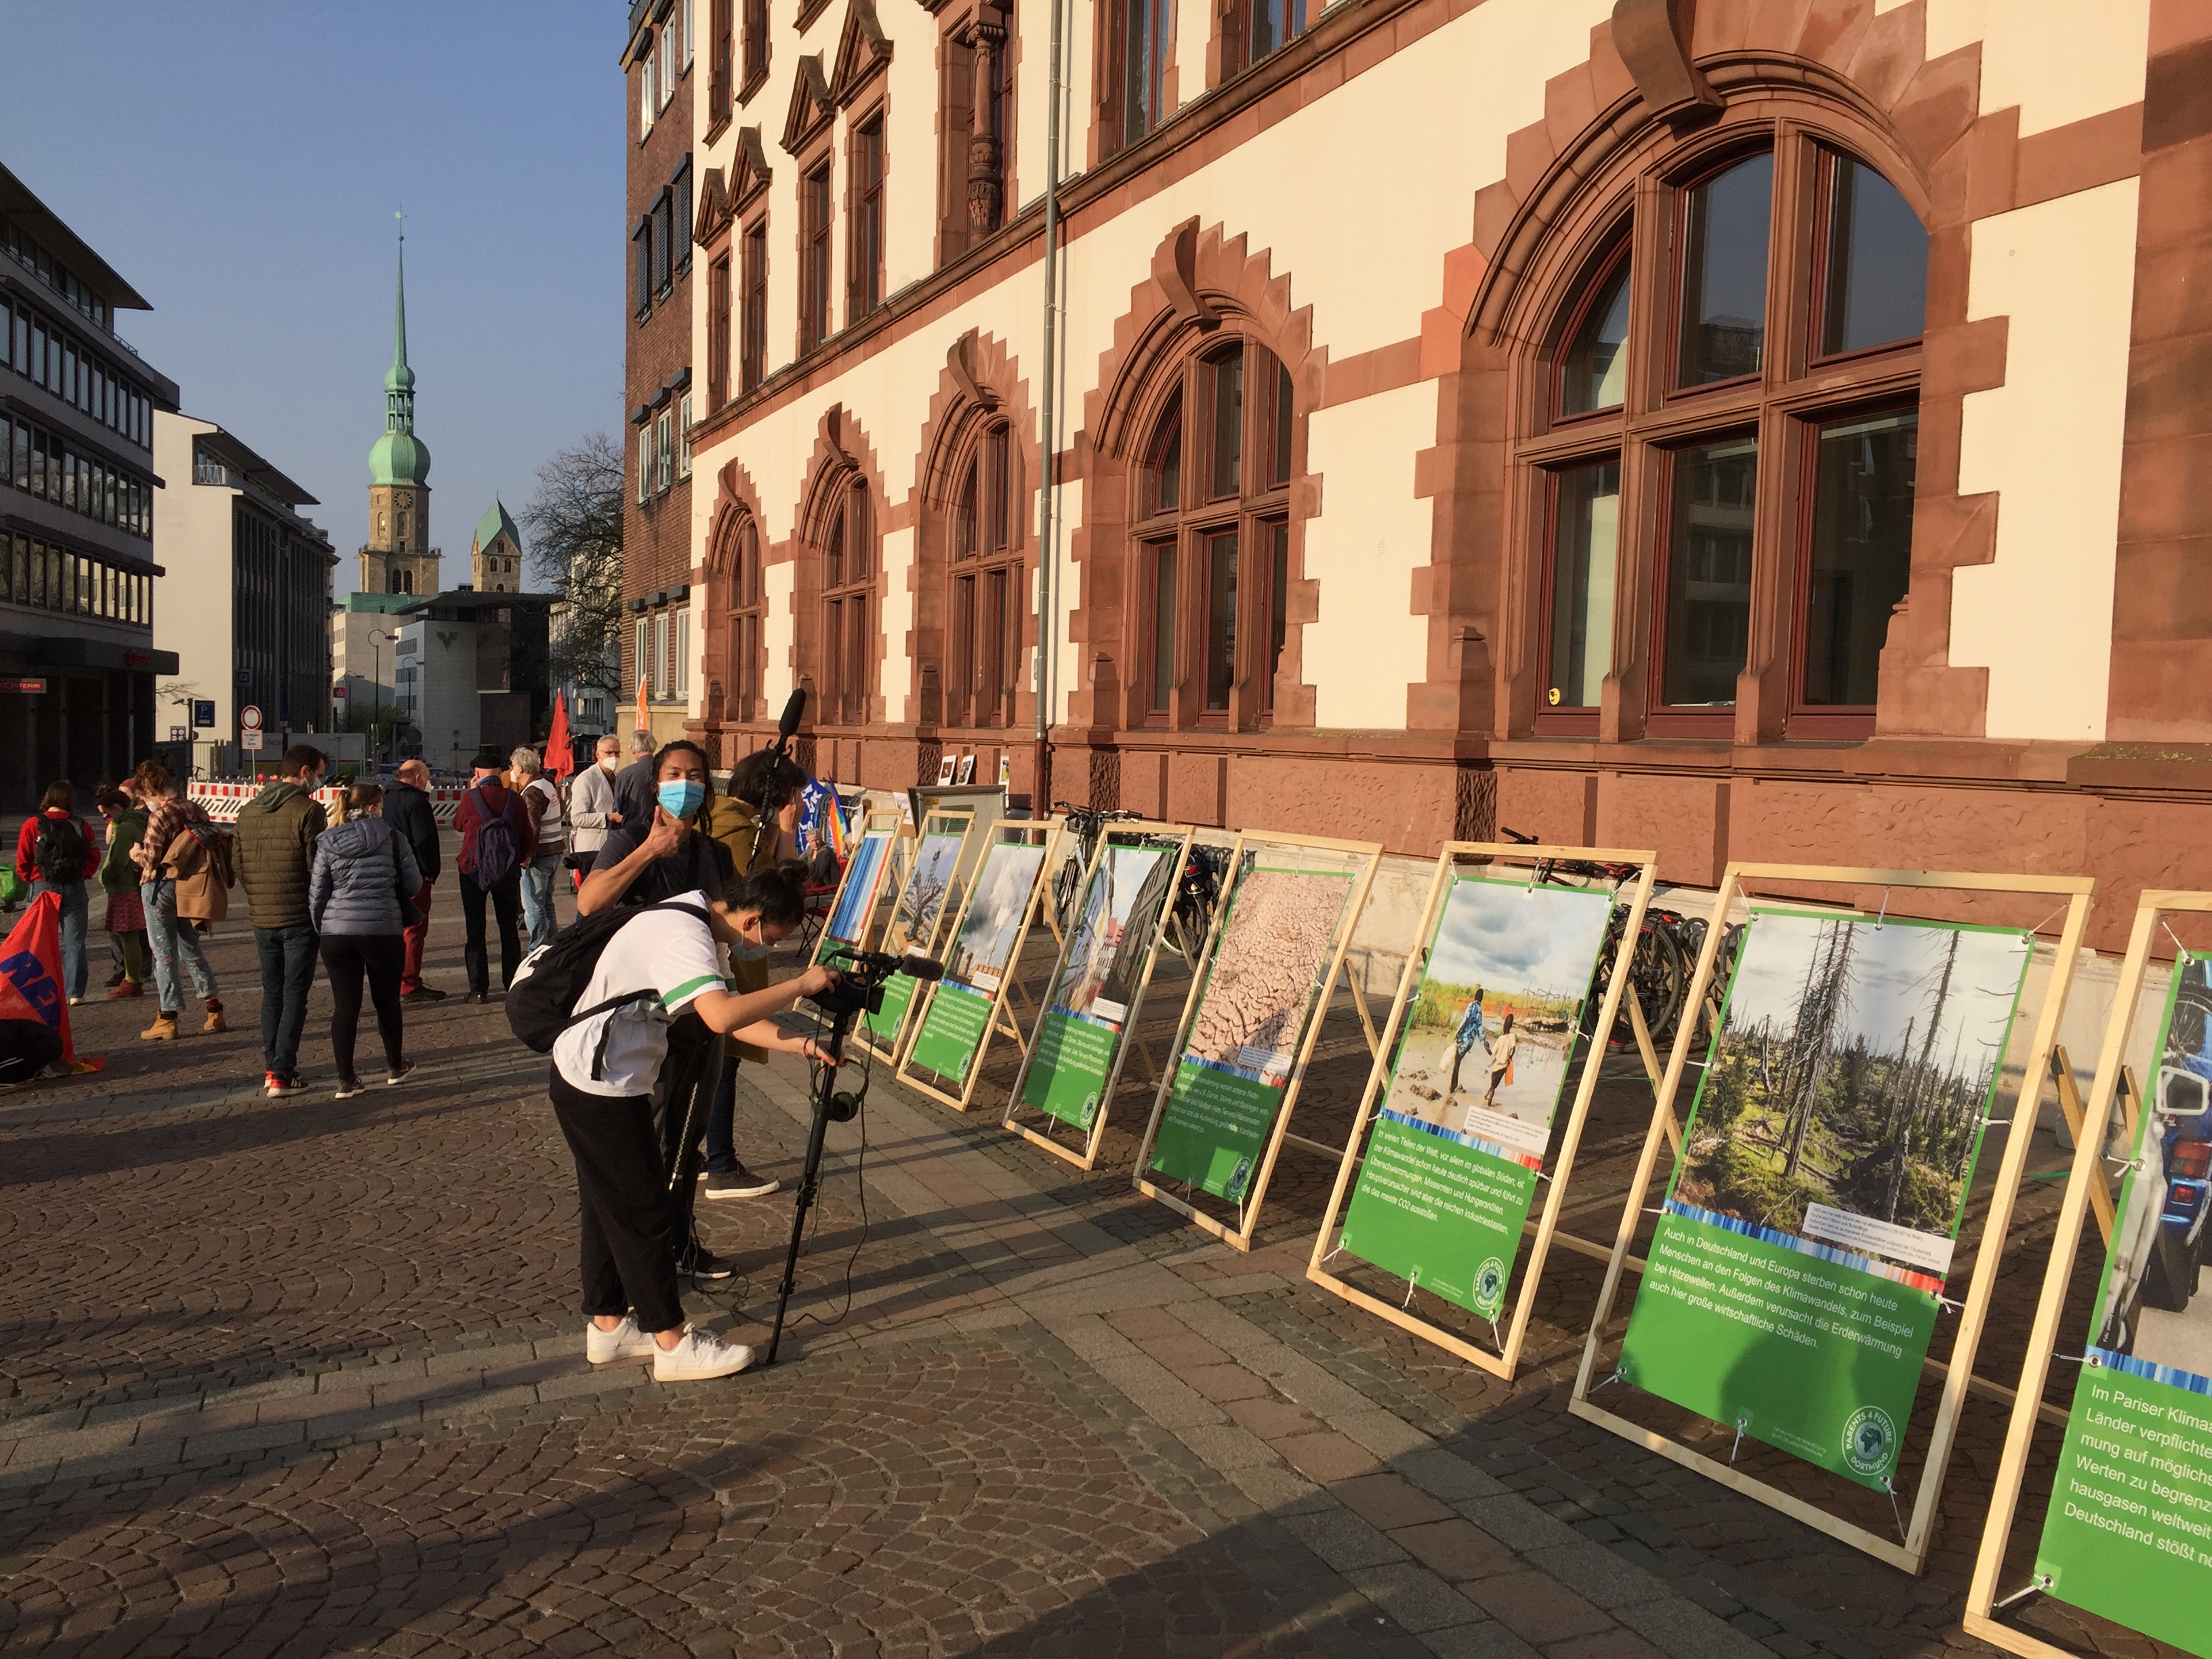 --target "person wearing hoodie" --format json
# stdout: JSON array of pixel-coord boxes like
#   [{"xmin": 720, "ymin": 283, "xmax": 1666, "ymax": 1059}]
[
  {"xmin": 308, "ymin": 781, "xmax": 423, "ymax": 1099},
  {"xmin": 382, "ymin": 758, "xmax": 445, "ymax": 1002},
  {"xmin": 234, "ymin": 745, "xmax": 329, "ymax": 1098}
]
